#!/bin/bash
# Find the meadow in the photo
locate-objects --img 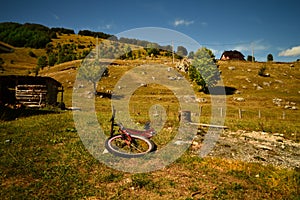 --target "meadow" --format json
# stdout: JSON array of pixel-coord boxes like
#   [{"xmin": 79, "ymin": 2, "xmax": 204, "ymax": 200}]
[{"xmin": 0, "ymin": 34, "xmax": 300, "ymax": 199}]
